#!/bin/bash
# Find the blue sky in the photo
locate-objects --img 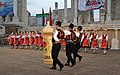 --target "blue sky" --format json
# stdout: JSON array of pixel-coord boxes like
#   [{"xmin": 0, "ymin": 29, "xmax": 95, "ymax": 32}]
[{"xmin": 27, "ymin": 0, "xmax": 71, "ymax": 16}]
